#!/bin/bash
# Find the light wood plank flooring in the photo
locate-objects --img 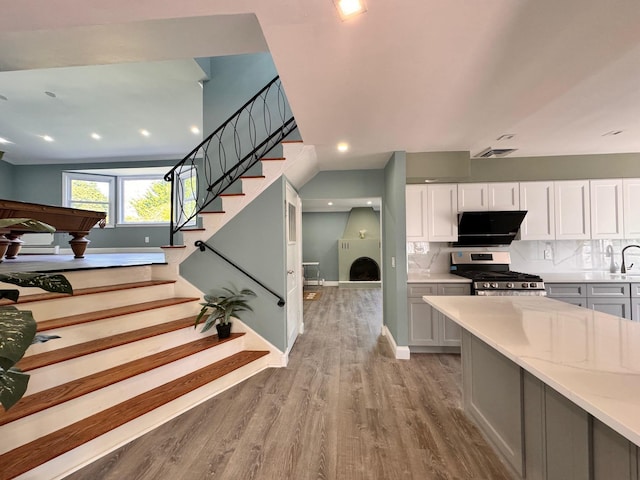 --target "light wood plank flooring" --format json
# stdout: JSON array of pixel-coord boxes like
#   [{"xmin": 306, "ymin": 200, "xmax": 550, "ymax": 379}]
[{"xmin": 64, "ymin": 287, "xmax": 511, "ymax": 480}]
